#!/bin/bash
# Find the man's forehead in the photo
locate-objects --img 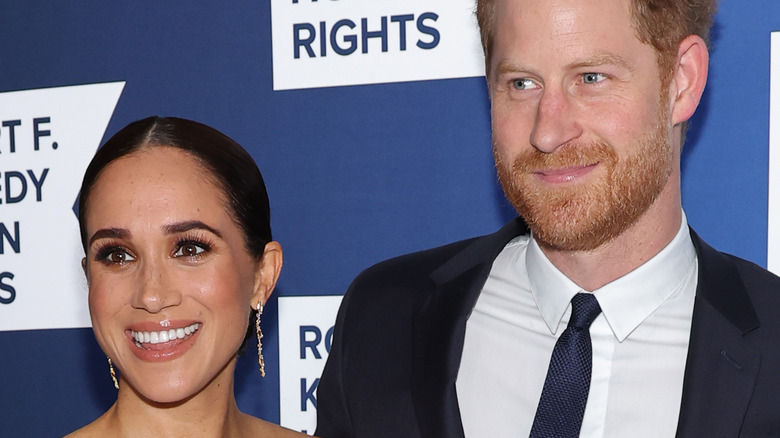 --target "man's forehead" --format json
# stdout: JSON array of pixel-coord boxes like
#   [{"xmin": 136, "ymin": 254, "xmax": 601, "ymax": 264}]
[
  {"xmin": 489, "ymin": 0, "xmax": 645, "ymax": 60},
  {"xmin": 495, "ymin": 52, "xmax": 635, "ymax": 76},
  {"xmin": 492, "ymin": 0, "xmax": 633, "ymax": 29}
]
